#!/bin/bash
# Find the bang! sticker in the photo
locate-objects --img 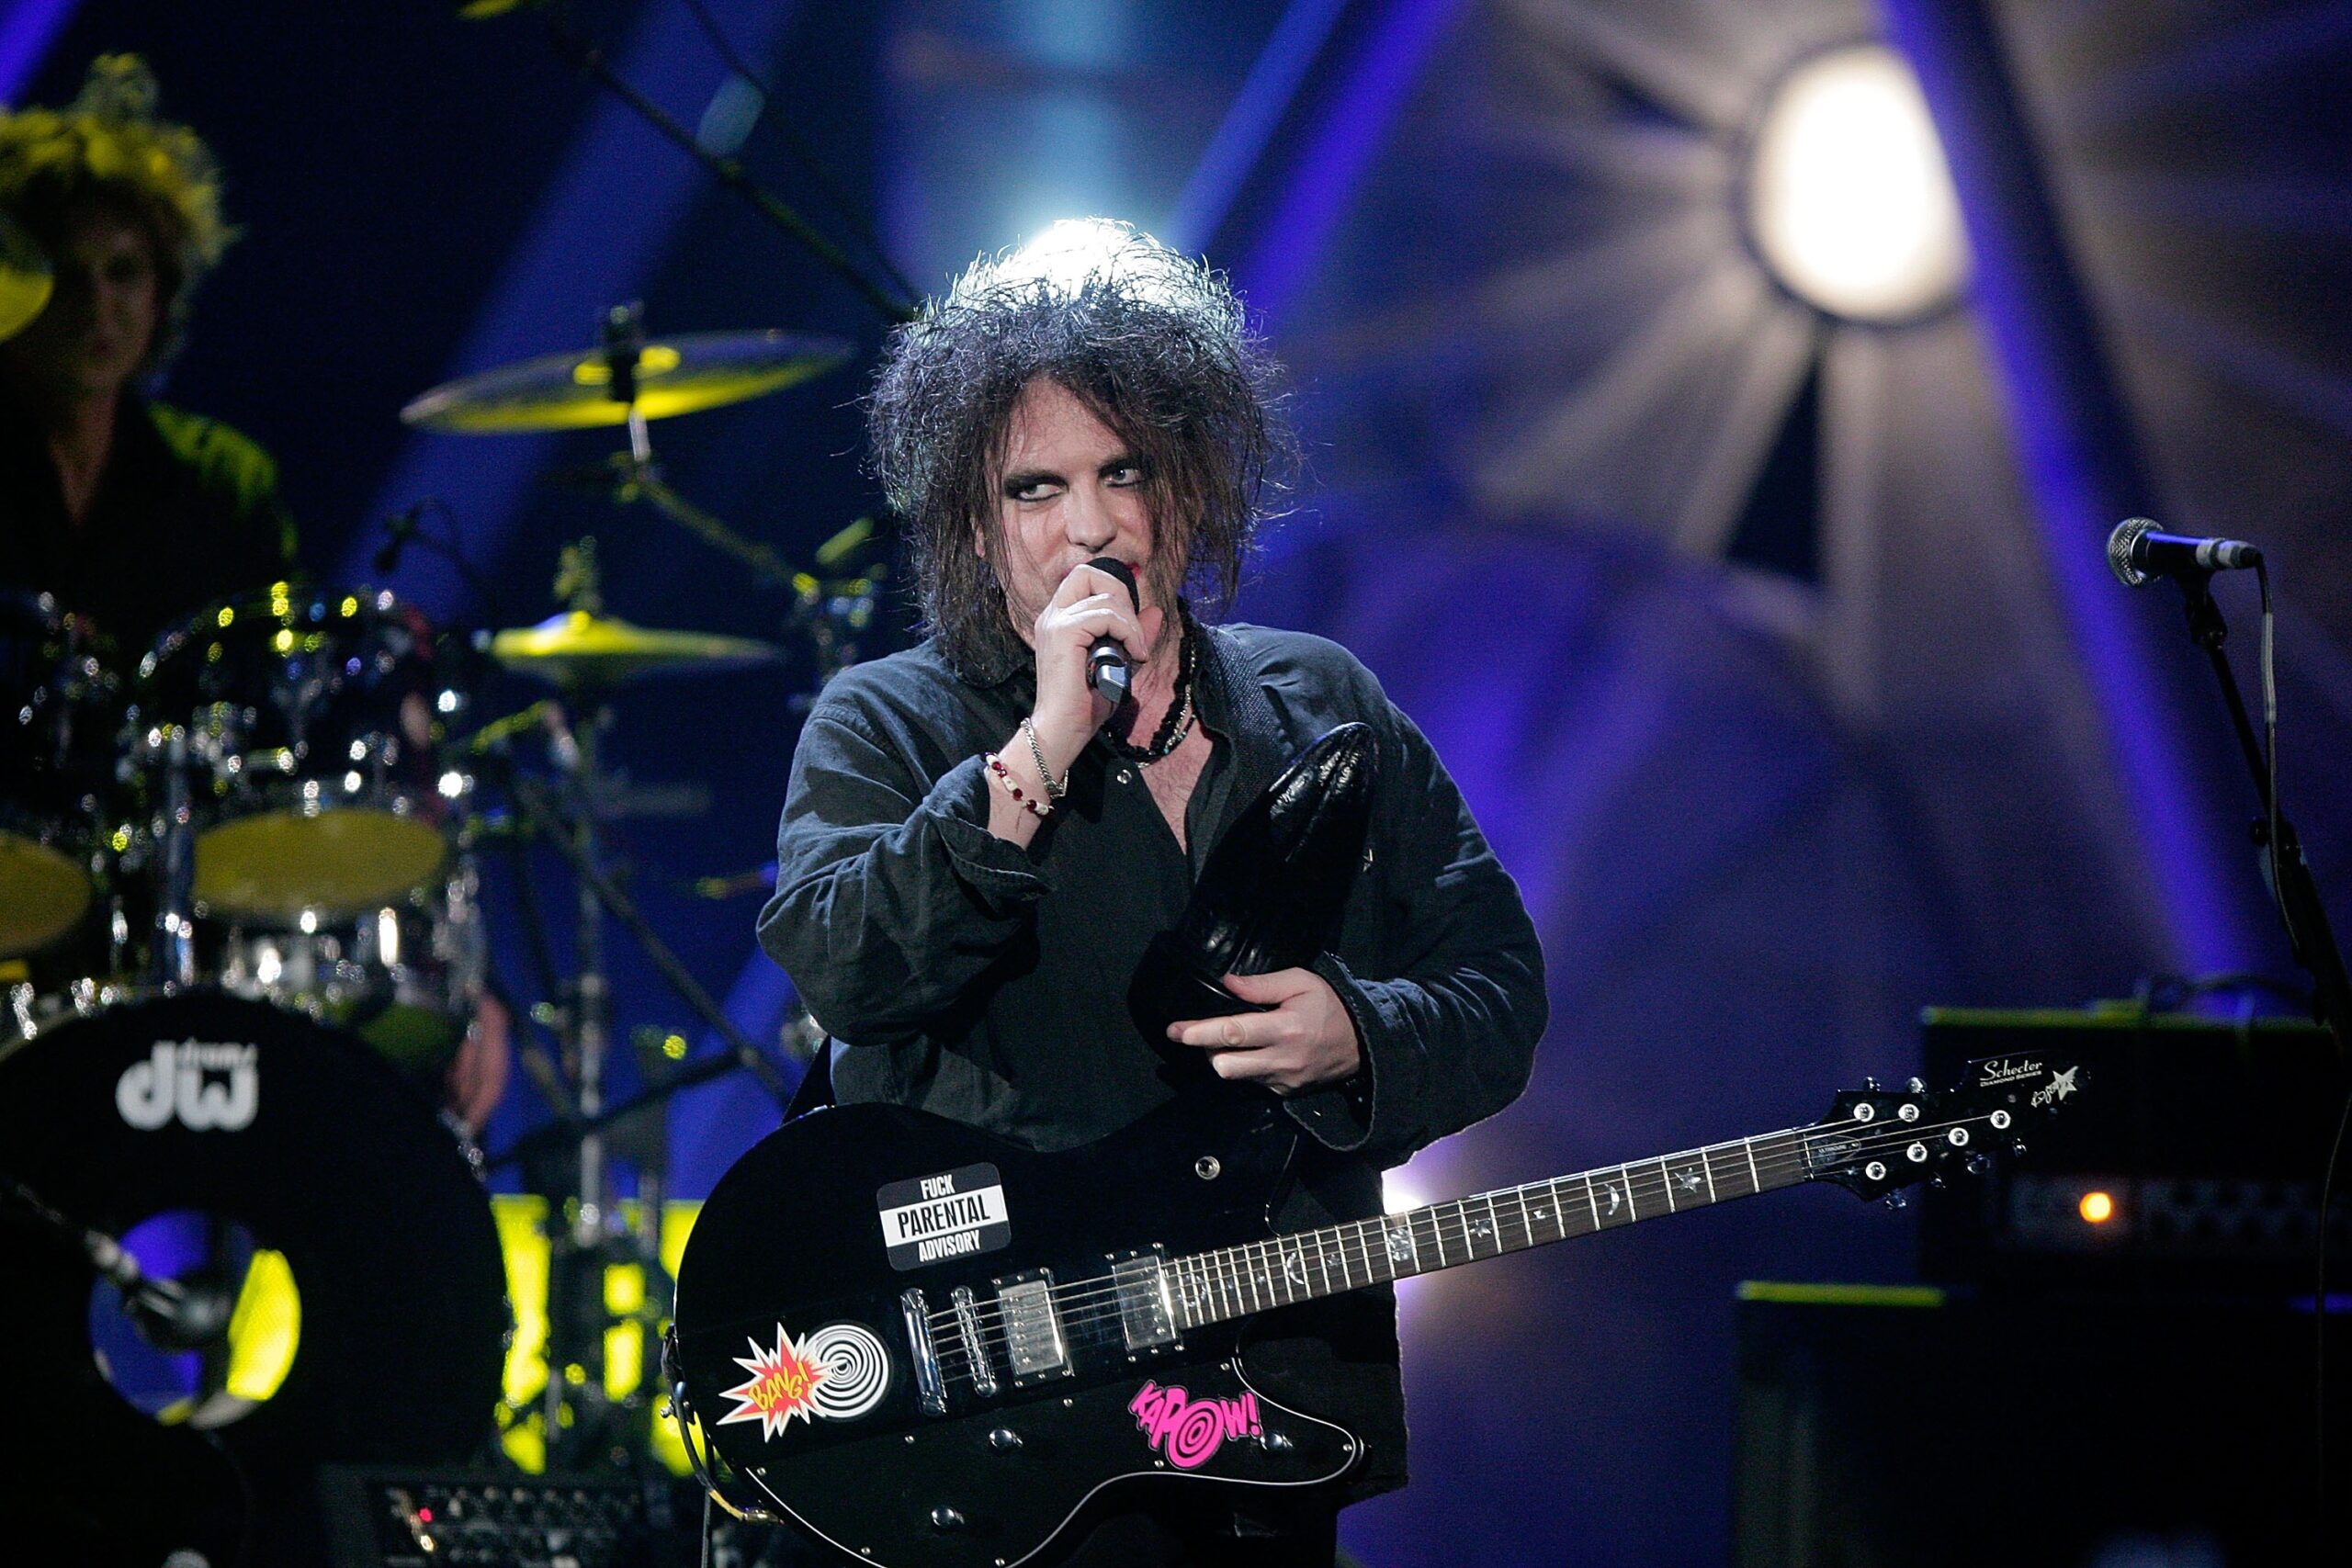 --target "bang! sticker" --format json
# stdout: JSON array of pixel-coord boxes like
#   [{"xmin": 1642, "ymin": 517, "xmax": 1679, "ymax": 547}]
[{"xmin": 718, "ymin": 1321, "xmax": 891, "ymax": 1438}]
